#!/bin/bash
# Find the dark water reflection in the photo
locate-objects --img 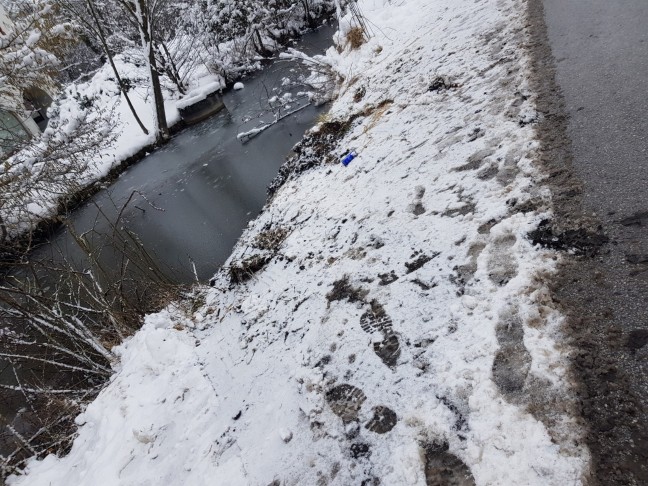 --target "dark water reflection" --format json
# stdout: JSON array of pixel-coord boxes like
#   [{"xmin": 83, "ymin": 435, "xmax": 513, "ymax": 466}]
[
  {"xmin": 34, "ymin": 22, "xmax": 335, "ymax": 282},
  {"xmin": 0, "ymin": 23, "xmax": 335, "ymax": 456}
]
